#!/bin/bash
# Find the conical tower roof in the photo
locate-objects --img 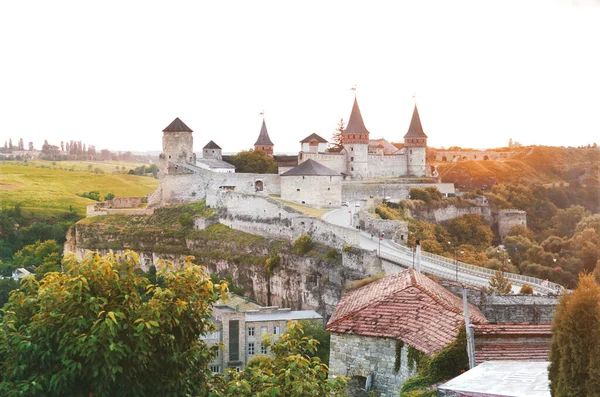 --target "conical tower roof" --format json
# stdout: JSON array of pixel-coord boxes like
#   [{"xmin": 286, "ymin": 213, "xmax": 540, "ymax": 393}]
[
  {"xmin": 254, "ymin": 119, "xmax": 274, "ymax": 146},
  {"xmin": 344, "ymin": 96, "xmax": 370, "ymax": 135},
  {"xmin": 163, "ymin": 117, "xmax": 193, "ymax": 132},
  {"xmin": 404, "ymin": 105, "xmax": 428, "ymax": 138}
]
